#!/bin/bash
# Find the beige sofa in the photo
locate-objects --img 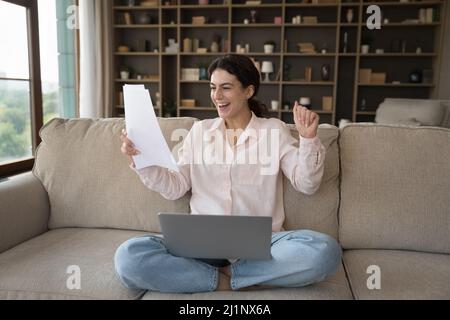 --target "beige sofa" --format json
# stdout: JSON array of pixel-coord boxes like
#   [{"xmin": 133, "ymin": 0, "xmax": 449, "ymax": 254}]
[{"xmin": 1, "ymin": 117, "xmax": 449, "ymax": 300}]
